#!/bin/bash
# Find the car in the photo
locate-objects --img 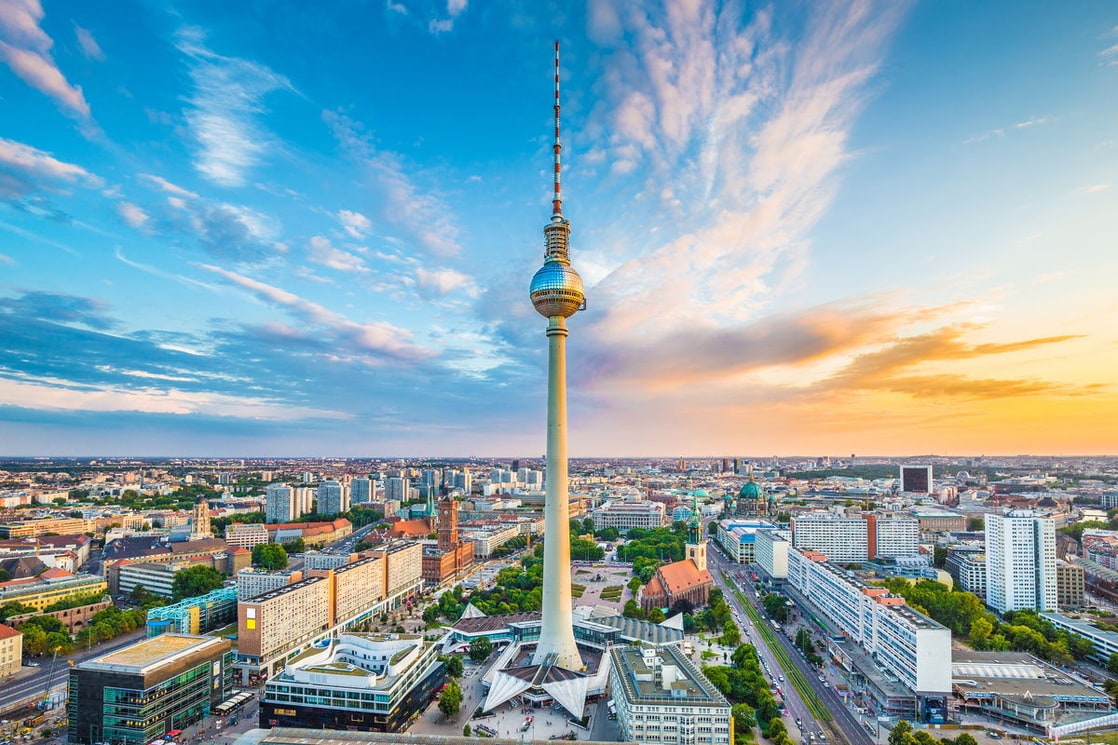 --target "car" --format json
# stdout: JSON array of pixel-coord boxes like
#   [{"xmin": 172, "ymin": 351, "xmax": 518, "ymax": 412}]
[
  {"xmin": 779, "ymin": 675, "xmax": 785, "ymax": 682},
  {"xmin": 818, "ymin": 733, "xmax": 826, "ymax": 741}
]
